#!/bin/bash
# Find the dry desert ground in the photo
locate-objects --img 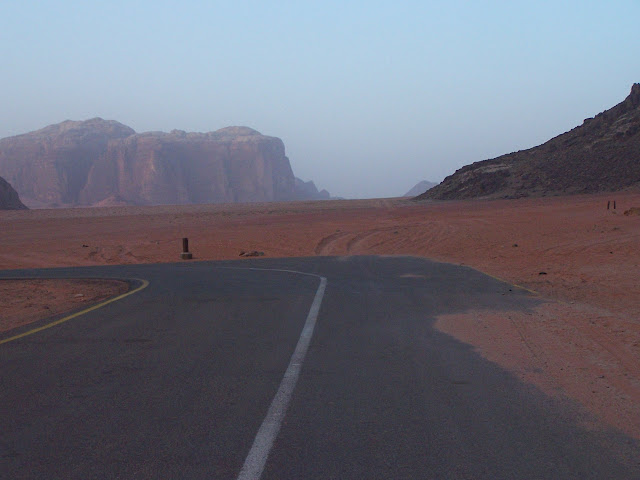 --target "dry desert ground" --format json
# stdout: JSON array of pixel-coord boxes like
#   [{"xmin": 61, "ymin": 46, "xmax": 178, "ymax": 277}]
[{"xmin": 1, "ymin": 192, "xmax": 640, "ymax": 439}]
